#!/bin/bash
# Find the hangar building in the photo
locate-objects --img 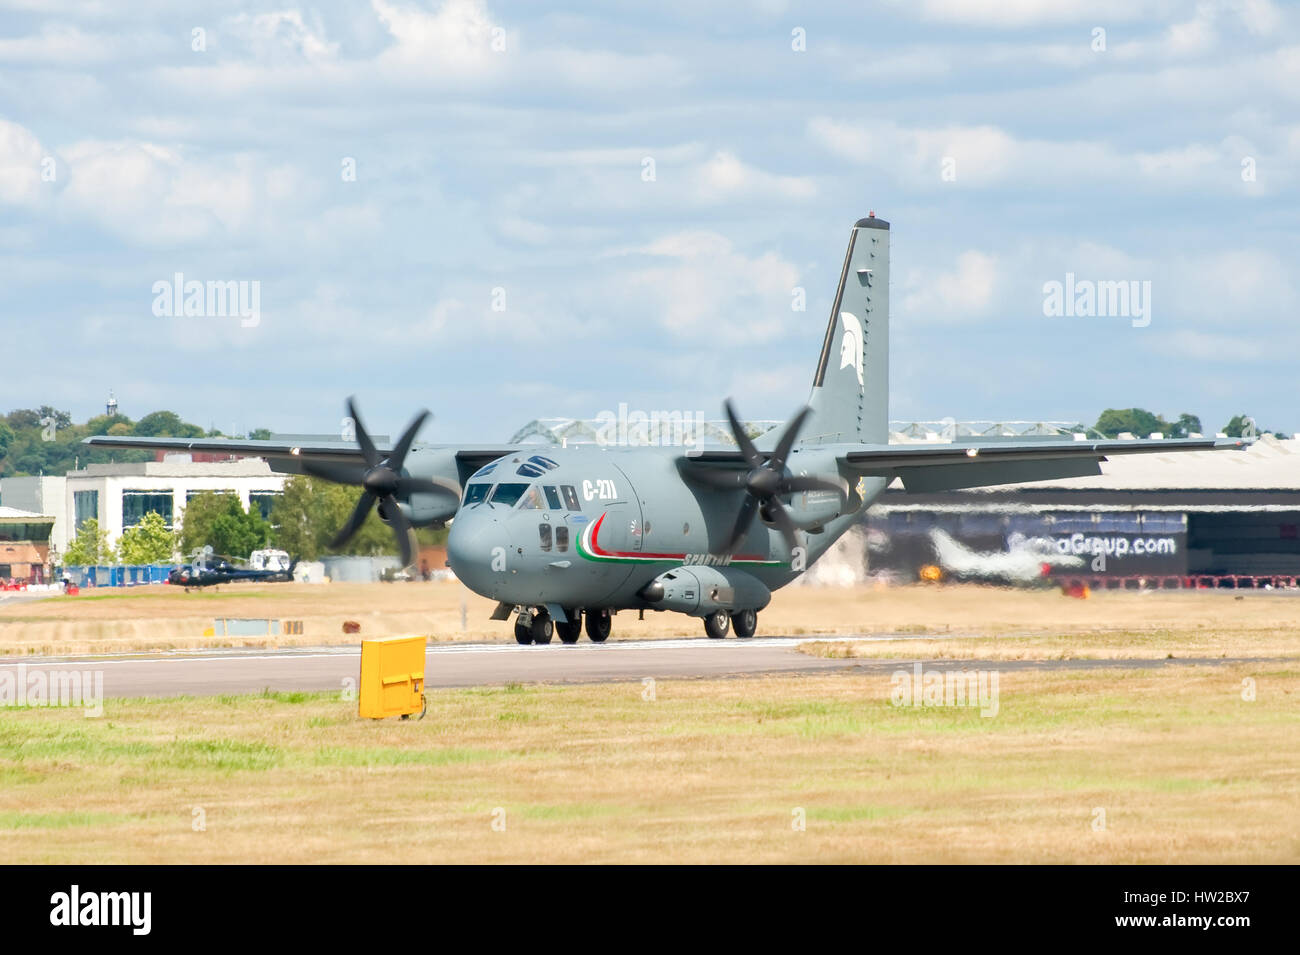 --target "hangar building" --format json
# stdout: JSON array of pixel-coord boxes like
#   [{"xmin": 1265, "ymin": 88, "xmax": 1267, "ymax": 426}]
[{"xmin": 867, "ymin": 435, "xmax": 1300, "ymax": 586}]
